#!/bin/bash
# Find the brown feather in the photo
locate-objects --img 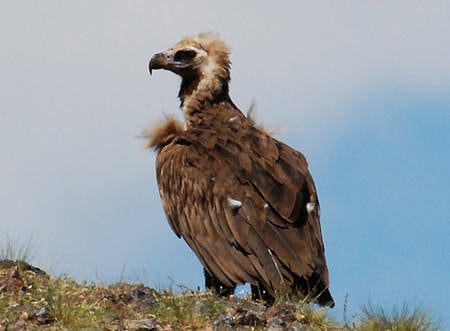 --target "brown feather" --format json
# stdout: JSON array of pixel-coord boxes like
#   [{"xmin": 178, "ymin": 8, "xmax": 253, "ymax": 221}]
[
  {"xmin": 148, "ymin": 33, "xmax": 334, "ymax": 306},
  {"xmin": 145, "ymin": 117, "xmax": 184, "ymax": 151}
]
